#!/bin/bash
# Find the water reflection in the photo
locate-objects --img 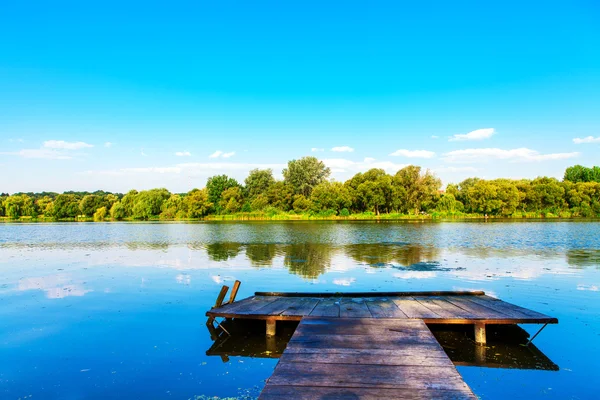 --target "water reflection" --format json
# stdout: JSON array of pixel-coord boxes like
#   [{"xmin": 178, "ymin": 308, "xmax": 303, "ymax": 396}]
[{"xmin": 205, "ymin": 320, "xmax": 559, "ymax": 372}]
